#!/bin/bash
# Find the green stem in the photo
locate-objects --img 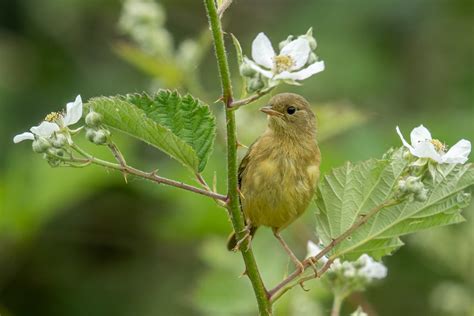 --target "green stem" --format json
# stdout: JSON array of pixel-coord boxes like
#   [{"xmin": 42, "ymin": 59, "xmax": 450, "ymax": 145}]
[
  {"xmin": 331, "ymin": 293, "xmax": 344, "ymax": 316},
  {"xmin": 204, "ymin": 1, "xmax": 272, "ymax": 315}
]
